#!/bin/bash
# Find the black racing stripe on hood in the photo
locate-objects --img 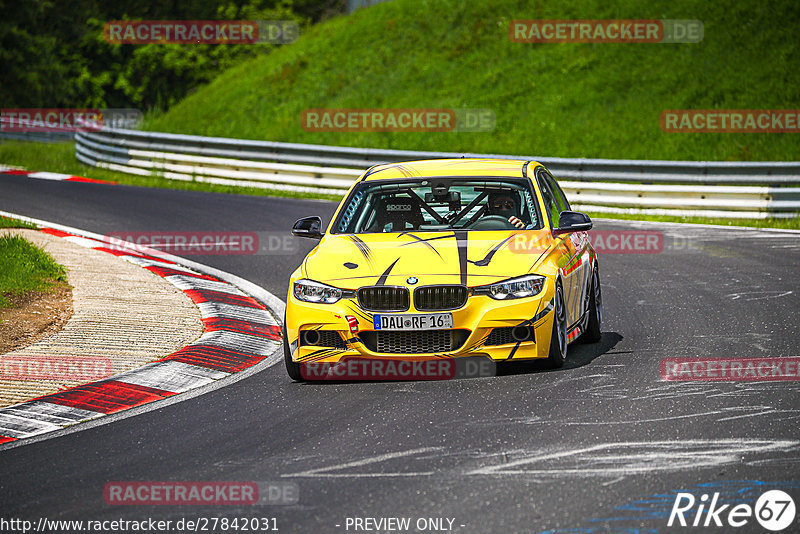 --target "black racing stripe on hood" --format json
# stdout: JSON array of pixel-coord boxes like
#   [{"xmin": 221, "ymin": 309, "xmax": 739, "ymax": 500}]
[
  {"xmin": 399, "ymin": 233, "xmax": 453, "ymax": 242},
  {"xmin": 398, "ymin": 232, "xmax": 449, "ymax": 260},
  {"xmin": 468, "ymin": 234, "xmax": 519, "ymax": 267},
  {"xmin": 348, "ymin": 235, "xmax": 373, "ymax": 265},
  {"xmin": 376, "ymin": 258, "xmax": 400, "ymax": 286},
  {"xmin": 454, "ymin": 230, "xmax": 468, "ymax": 286}
]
